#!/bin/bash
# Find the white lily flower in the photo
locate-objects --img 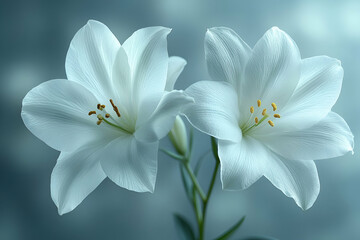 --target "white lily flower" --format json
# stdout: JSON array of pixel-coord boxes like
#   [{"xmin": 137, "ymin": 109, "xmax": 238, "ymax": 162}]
[
  {"xmin": 184, "ymin": 27, "xmax": 354, "ymax": 210},
  {"xmin": 21, "ymin": 20, "xmax": 193, "ymax": 215}
]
